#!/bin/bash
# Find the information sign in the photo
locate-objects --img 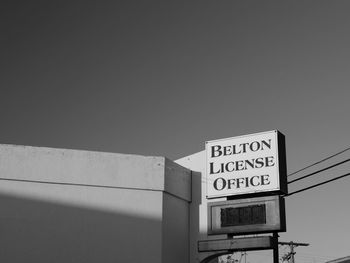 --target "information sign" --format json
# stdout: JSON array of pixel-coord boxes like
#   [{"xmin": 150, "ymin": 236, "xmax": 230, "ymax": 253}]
[{"xmin": 206, "ymin": 130, "xmax": 287, "ymax": 199}]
